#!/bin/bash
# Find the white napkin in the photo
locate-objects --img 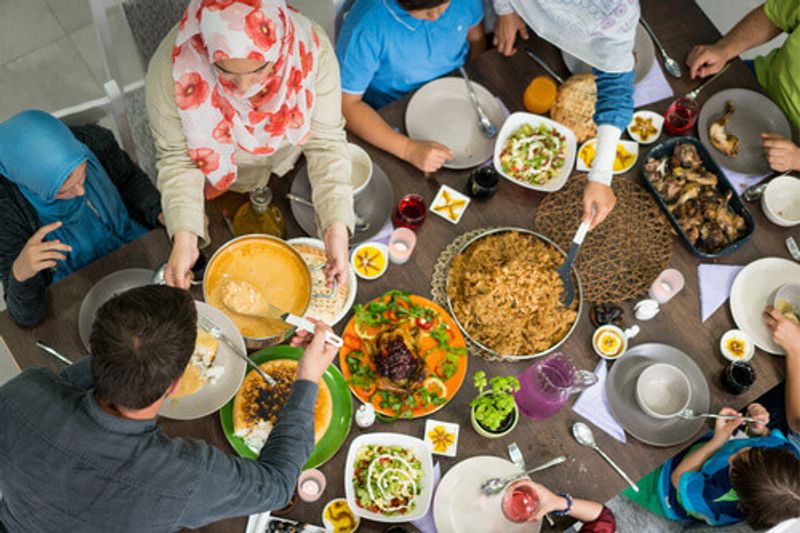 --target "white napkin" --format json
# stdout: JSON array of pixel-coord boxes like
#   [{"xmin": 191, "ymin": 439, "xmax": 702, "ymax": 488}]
[
  {"xmin": 722, "ymin": 168, "xmax": 771, "ymax": 194},
  {"xmin": 245, "ymin": 511, "xmax": 271, "ymax": 533},
  {"xmin": 572, "ymin": 360, "xmax": 627, "ymax": 443},
  {"xmin": 633, "ymin": 64, "xmax": 674, "ymax": 108},
  {"xmin": 372, "ymin": 219, "xmax": 394, "ymax": 245},
  {"xmin": 698, "ymin": 264, "xmax": 744, "ymax": 322},
  {"xmin": 0, "ymin": 337, "xmax": 20, "ymax": 387},
  {"xmin": 411, "ymin": 462, "xmax": 442, "ymax": 533}
]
